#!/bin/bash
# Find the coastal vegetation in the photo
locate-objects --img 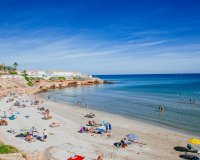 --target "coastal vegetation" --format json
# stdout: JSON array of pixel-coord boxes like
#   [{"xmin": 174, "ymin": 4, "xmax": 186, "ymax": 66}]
[
  {"xmin": 49, "ymin": 76, "xmax": 66, "ymax": 80},
  {"xmin": 29, "ymin": 77, "xmax": 45, "ymax": 81},
  {"xmin": 22, "ymin": 71, "xmax": 34, "ymax": 86},
  {"xmin": 0, "ymin": 62, "xmax": 18, "ymax": 75},
  {"xmin": 73, "ymin": 76, "xmax": 88, "ymax": 81},
  {"xmin": 24, "ymin": 76, "xmax": 34, "ymax": 86},
  {"xmin": 0, "ymin": 143, "xmax": 18, "ymax": 154}
]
